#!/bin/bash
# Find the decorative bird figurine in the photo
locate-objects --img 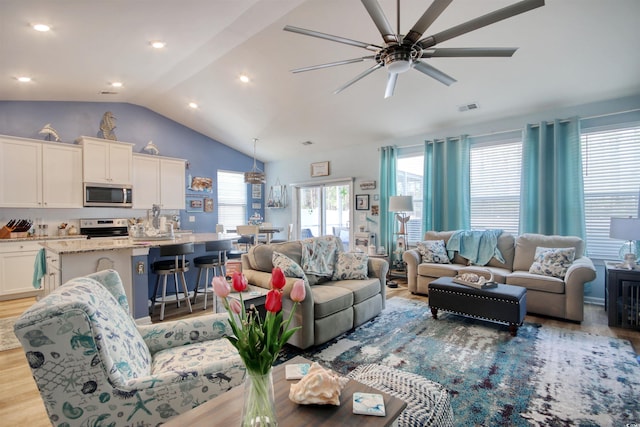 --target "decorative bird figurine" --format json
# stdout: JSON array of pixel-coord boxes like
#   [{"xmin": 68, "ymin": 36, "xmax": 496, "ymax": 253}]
[
  {"xmin": 98, "ymin": 111, "xmax": 117, "ymax": 140},
  {"xmin": 38, "ymin": 123, "xmax": 61, "ymax": 142},
  {"xmin": 143, "ymin": 141, "xmax": 159, "ymax": 155}
]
